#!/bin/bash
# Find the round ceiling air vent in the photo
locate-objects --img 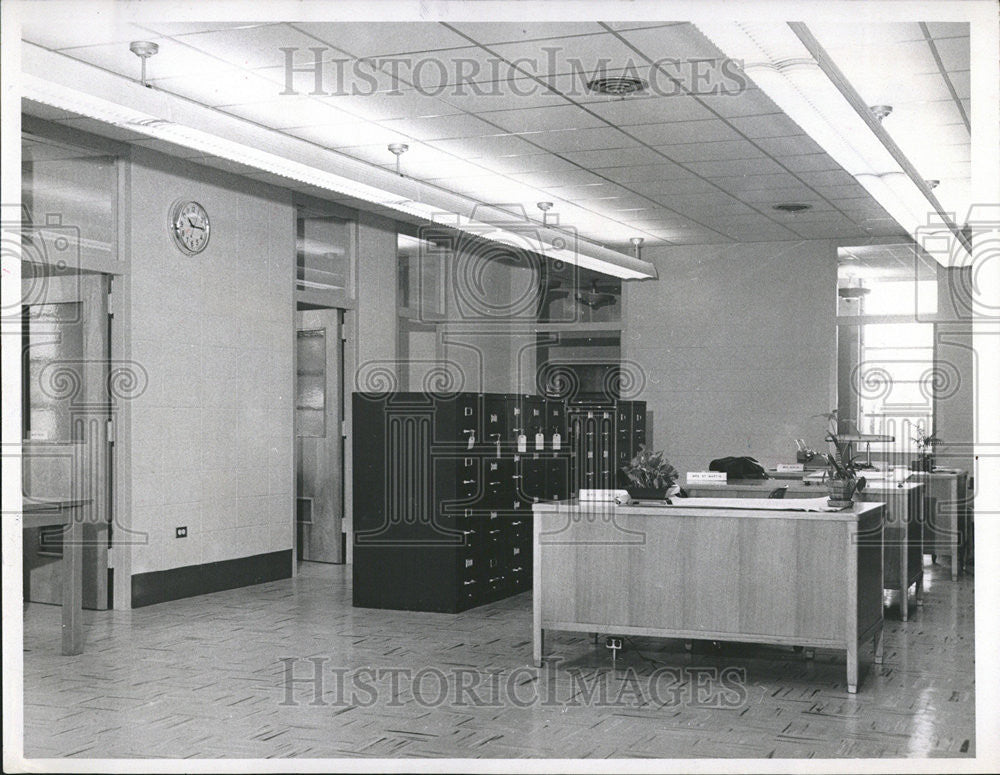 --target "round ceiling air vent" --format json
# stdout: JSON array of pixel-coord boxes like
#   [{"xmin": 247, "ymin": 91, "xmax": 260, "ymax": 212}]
[{"xmin": 586, "ymin": 76, "xmax": 648, "ymax": 96}]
